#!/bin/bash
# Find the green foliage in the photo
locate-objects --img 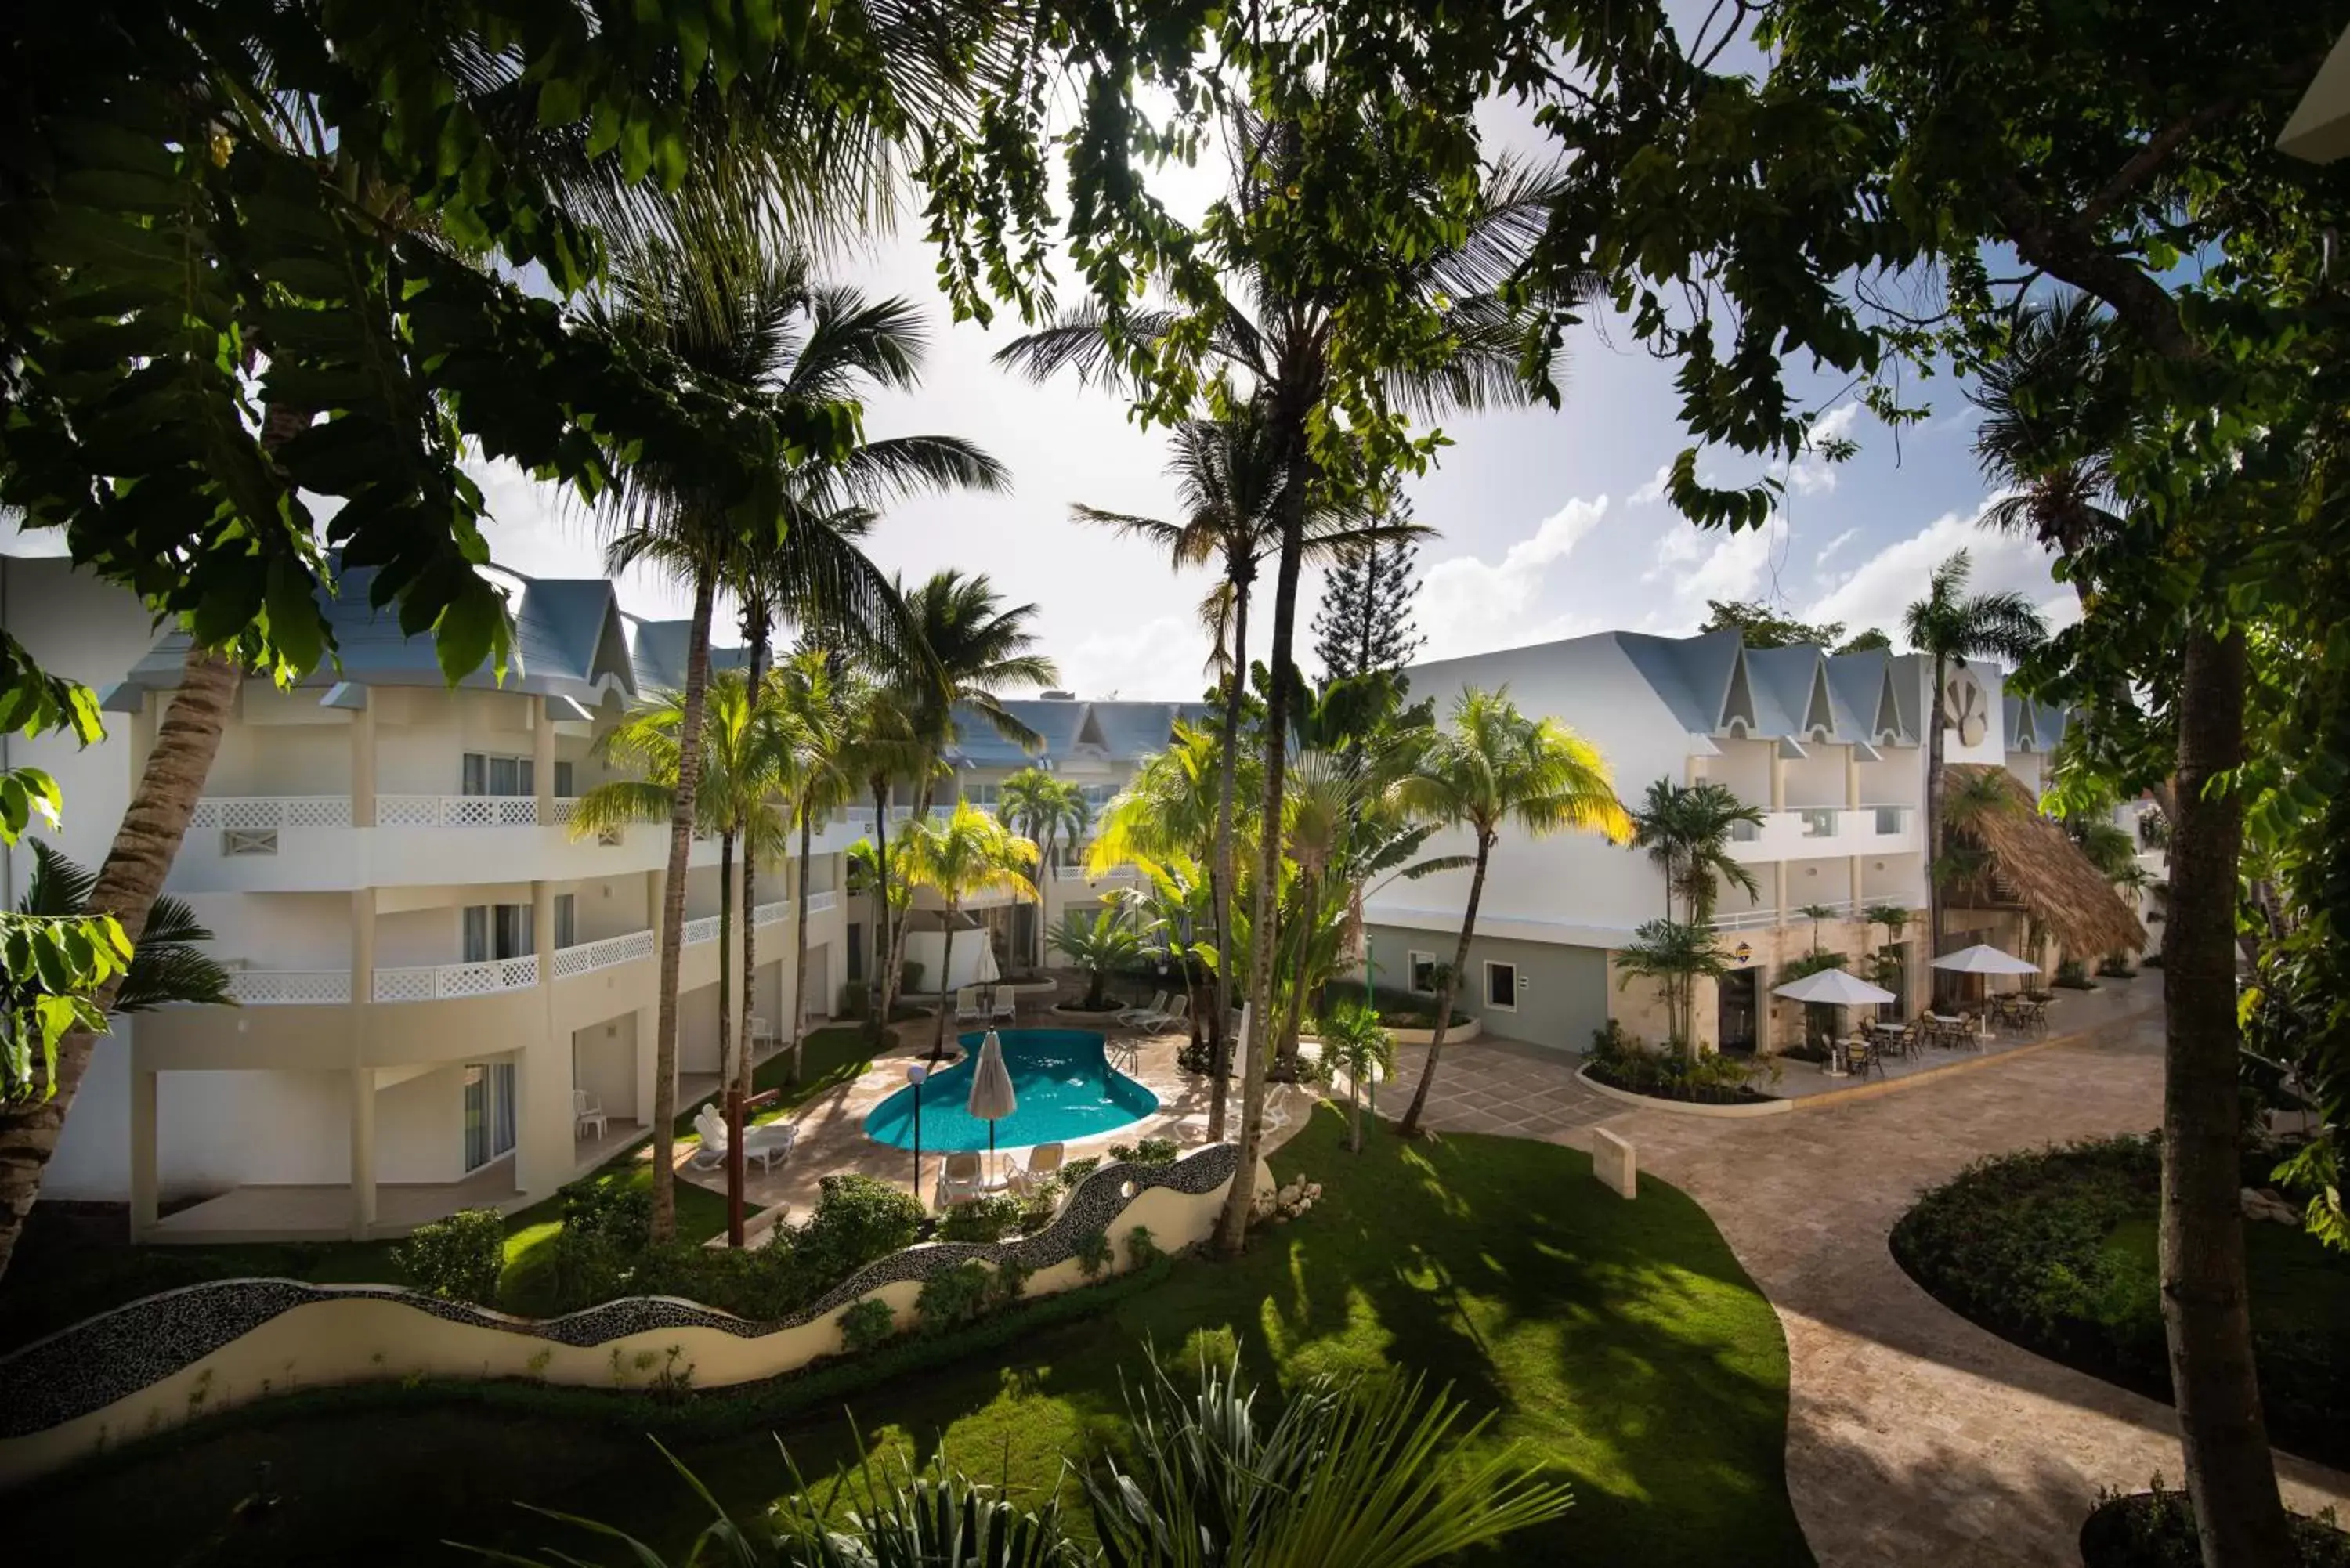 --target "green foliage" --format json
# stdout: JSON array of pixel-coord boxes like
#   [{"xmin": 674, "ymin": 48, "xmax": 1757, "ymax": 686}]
[
  {"xmin": 1106, "ymin": 1137, "xmax": 1179, "ymax": 1168},
  {"xmin": 1627, "ymin": 779, "xmax": 1764, "ymax": 927},
  {"xmin": 1060, "ymin": 1155, "xmax": 1102, "ymax": 1185},
  {"xmin": 1584, "ymin": 1026, "xmax": 1772, "ymax": 1107},
  {"xmin": 837, "ymin": 1298, "xmax": 897, "ymax": 1355},
  {"xmin": 938, "ymin": 1194, "xmax": 1024, "ymax": 1243},
  {"xmin": 1614, "ymin": 918, "xmax": 1732, "ymax": 1050},
  {"xmin": 1, "ymin": 905, "xmax": 131, "ymax": 1102},
  {"xmin": 1696, "ymin": 600, "xmax": 1849, "ymax": 650},
  {"xmin": 794, "ymin": 1174, "xmax": 926, "ymax": 1284},
  {"xmin": 2082, "ymin": 1481, "xmax": 2350, "ymax": 1567},
  {"xmin": 1050, "ymin": 908, "xmax": 1143, "ymax": 1011},
  {"xmin": 915, "ymin": 1261, "xmax": 995, "ymax": 1333},
  {"xmin": 2055, "ymin": 959, "xmax": 2095, "ymax": 989},
  {"xmin": 1124, "ymin": 1225, "xmax": 1162, "ymax": 1270},
  {"xmin": 394, "ymin": 1209, "xmax": 504, "ymax": 1306},
  {"xmin": 1893, "ymin": 1138, "xmax": 2350, "ymax": 1467},
  {"xmin": 1073, "ymin": 1229, "xmax": 1114, "ymax": 1279},
  {"xmin": 19, "ymin": 843, "xmax": 230, "ymax": 1012}
]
